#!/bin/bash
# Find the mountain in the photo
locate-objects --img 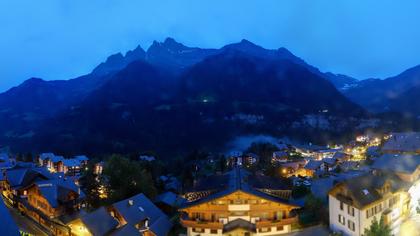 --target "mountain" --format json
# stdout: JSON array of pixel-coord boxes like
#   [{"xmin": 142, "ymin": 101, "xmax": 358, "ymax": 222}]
[
  {"xmin": 0, "ymin": 38, "xmax": 367, "ymax": 155},
  {"xmin": 344, "ymin": 65, "xmax": 420, "ymax": 112},
  {"xmin": 25, "ymin": 50, "xmax": 365, "ymax": 155}
]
